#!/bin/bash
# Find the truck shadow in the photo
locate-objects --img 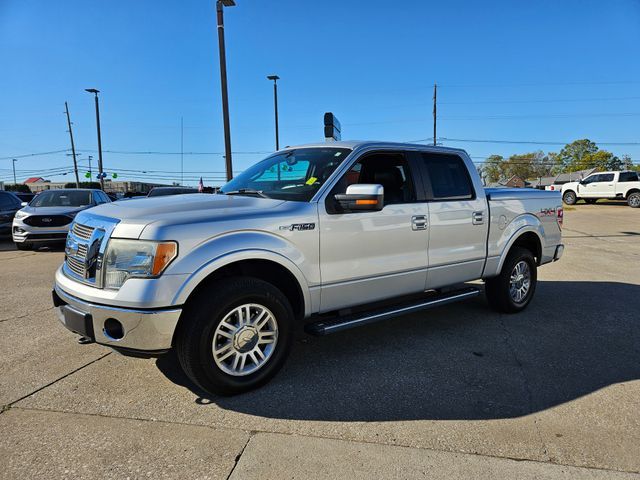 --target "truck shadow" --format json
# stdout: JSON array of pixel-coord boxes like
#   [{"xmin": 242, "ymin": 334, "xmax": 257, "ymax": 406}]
[{"xmin": 156, "ymin": 280, "xmax": 640, "ymax": 421}]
